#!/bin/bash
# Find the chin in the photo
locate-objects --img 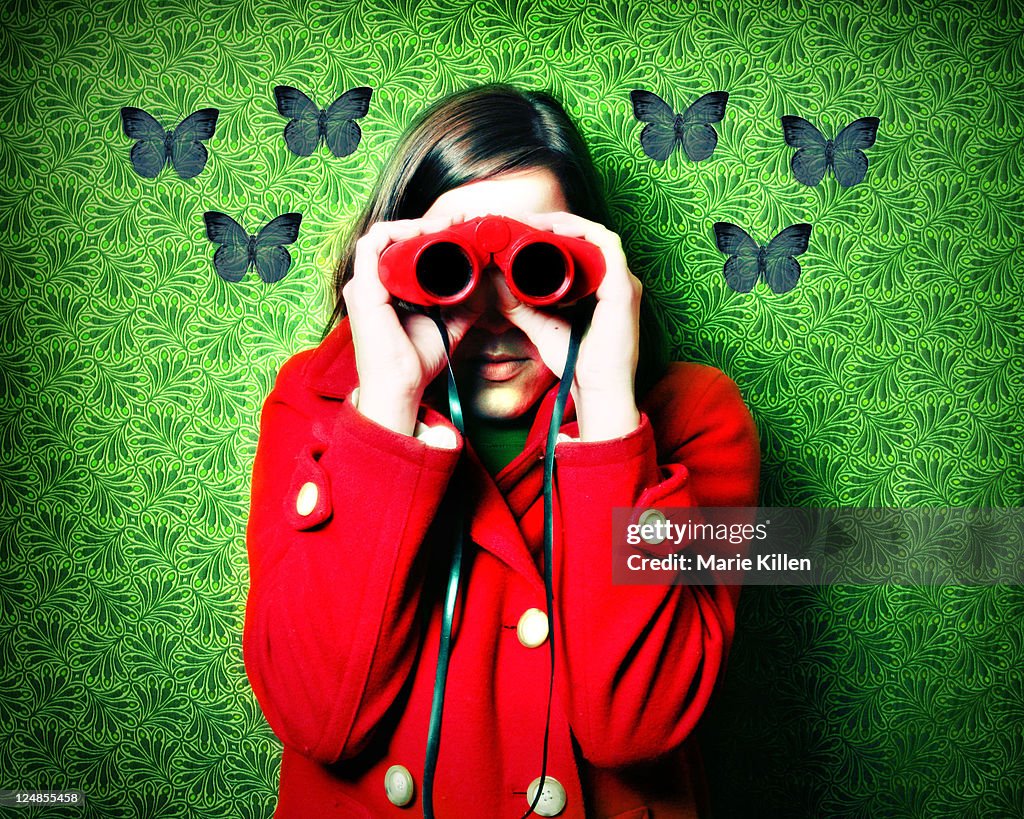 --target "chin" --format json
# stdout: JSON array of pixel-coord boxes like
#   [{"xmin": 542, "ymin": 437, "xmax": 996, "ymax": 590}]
[
  {"xmin": 466, "ymin": 378, "xmax": 555, "ymax": 422},
  {"xmin": 468, "ymin": 389, "xmax": 537, "ymax": 421}
]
